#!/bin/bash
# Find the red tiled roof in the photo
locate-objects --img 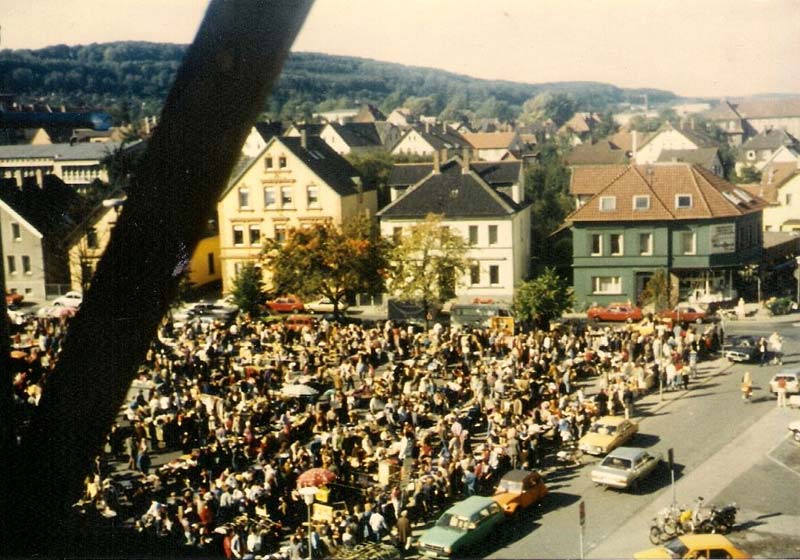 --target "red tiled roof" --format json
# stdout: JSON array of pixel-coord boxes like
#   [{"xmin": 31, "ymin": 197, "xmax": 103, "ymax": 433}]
[
  {"xmin": 569, "ymin": 165, "xmax": 627, "ymax": 195},
  {"xmin": 568, "ymin": 163, "xmax": 767, "ymax": 222}
]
